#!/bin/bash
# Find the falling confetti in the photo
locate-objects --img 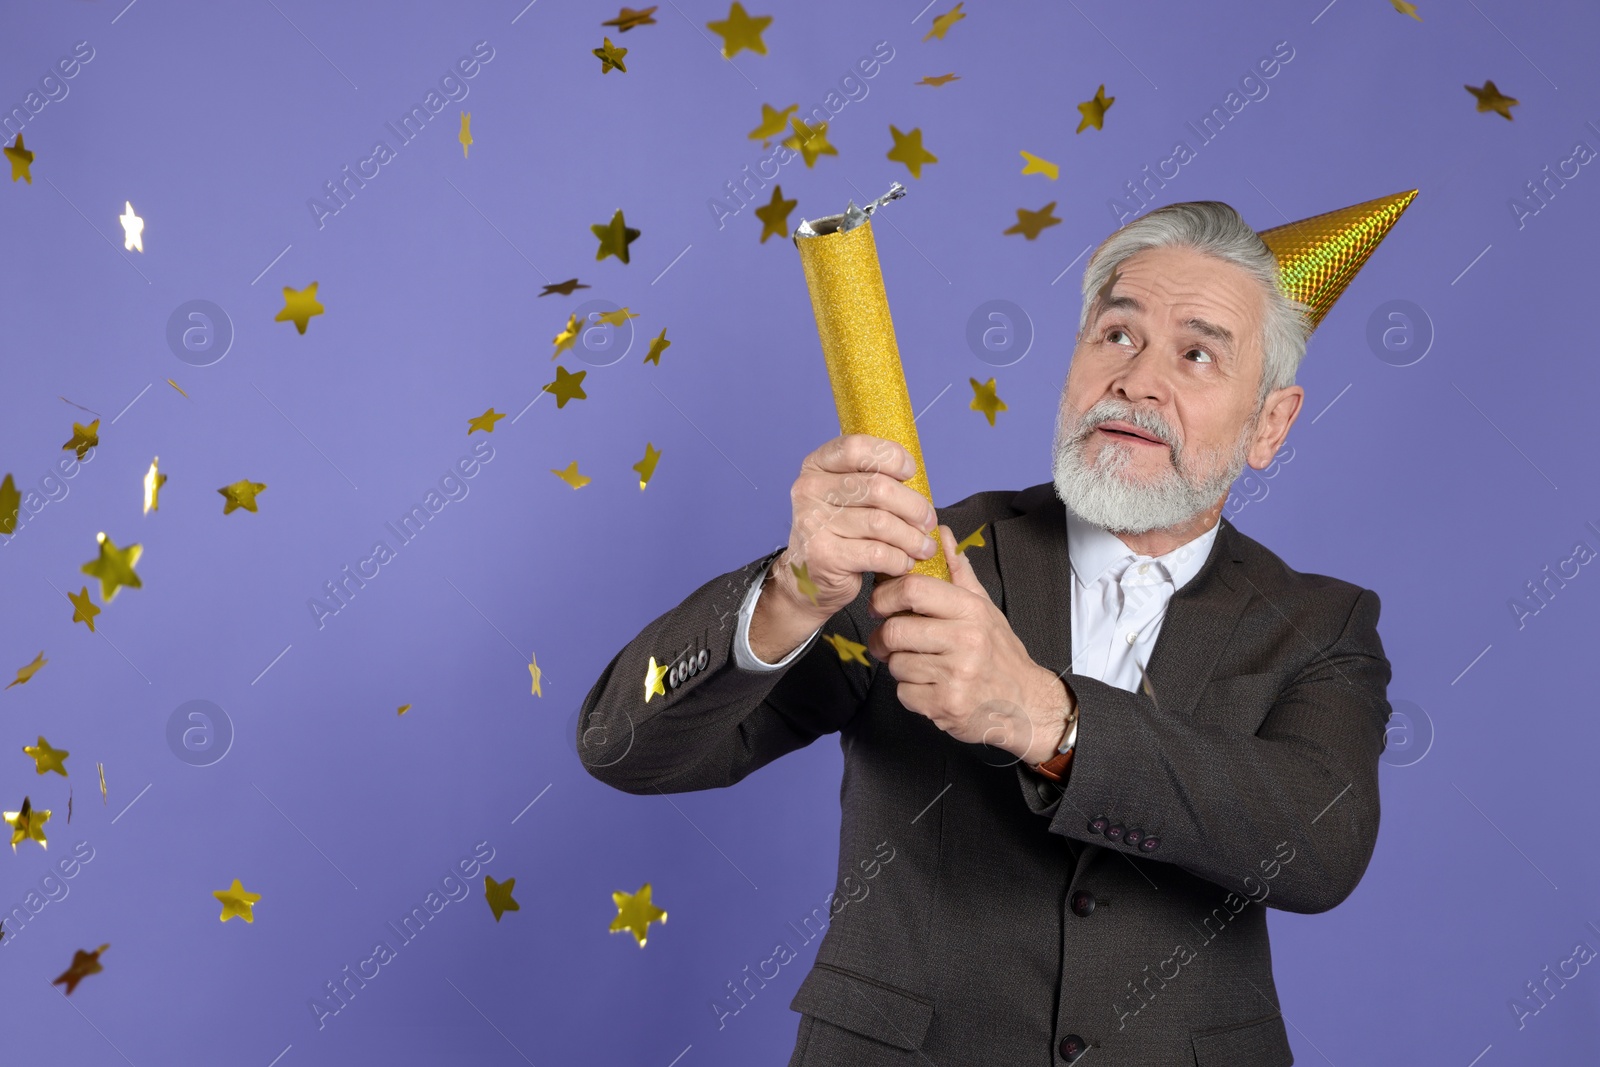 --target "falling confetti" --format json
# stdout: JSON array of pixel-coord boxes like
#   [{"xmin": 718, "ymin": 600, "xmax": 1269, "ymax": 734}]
[
  {"xmin": 459, "ymin": 111, "xmax": 472, "ymax": 158},
  {"xmin": 543, "ymin": 365, "xmax": 589, "ymax": 408},
  {"xmin": 1392, "ymin": 0, "xmax": 1422, "ymax": 19},
  {"xmin": 119, "ymin": 201, "xmax": 144, "ymax": 251},
  {"xmin": 593, "ymin": 36, "xmax": 629, "ymax": 74},
  {"xmin": 98, "ymin": 762, "xmax": 106, "ymax": 803},
  {"xmin": 706, "ymin": 2, "xmax": 771, "ymax": 58},
  {"xmin": 886, "ymin": 125, "xmax": 938, "ymax": 179},
  {"xmin": 218, "ymin": 480, "xmax": 267, "ymax": 515},
  {"xmin": 4, "ymin": 133, "xmax": 34, "ymax": 183},
  {"xmin": 1004, "ymin": 201, "xmax": 1062, "ymax": 240},
  {"xmin": 24, "ymin": 737, "xmax": 69, "ymax": 777},
  {"xmin": 528, "ymin": 653, "xmax": 543, "ymax": 697},
  {"xmin": 749, "ymin": 103, "xmax": 798, "ymax": 142},
  {"xmin": 397, "ymin": 704, "xmax": 411, "ymax": 715},
  {"xmin": 643, "ymin": 656, "xmax": 668, "ymax": 703},
  {"xmin": 643, "ymin": 328, "xmax": 671, "ymax": 365},
  {"xmin": 591, "ymin": 208, "xmax": 641, "ymax": 264},
  {"xmin": 7, "ymin": 651, "xmax": 48, "ymax": 689},
  {"xmin": 1019, "ymin": 150, "xmax": 1059, "ymax": 180},
  {"xmin": 68, "ymin": 587, "xmax": 100, "ymax": 632},
  {"xmin": 539, "ymin": 278, "xmax": 590, "ymax": 297},
  {"xmin": 782, "ymin": 116, "xmax": 837, "ymax": 168},
  {"xmin": 166, "ymin": 378, "xmax": 188, "ymax": 397},
  {"xmin": 144, "ymin": 457, "xmax": 166, "ymax": 513},
  {"xmin": 754, "ymin": 184, "xmax": 797, "ymax": 242},
  {"xmin": 214, "ymin": 879, "xmax": 262, "ymax": 923},
  {"xmin": 551, "ymin": 461, "xmax": 592, "ymax": 489},
  {"xmin": 485, "ymin": 874, "xmax": 520, "ymax": 921},
  {"xmin": 790, "ymin": 559, "xmax": 819, "ymax": 606},
  {"xmin": 276, "ymin": 282, "xmax": 325, "ymax": 334},
  {"xmin": 915, "ymin": 73, "xmax": 960, "ymax": 87},
  {"xmin": 82, "ymin": 532, "xmax": 142, "ymax": 600},
  {"xmin": 632, "ymin": 442, "xmax": 661, "ymax": 490},
  {"xmin": 0, "ymin": 474, "xmax": 18, "ymax": 535},
  {"xmin": 63, "ymin": 420, "xmax": 100, "ymax": 460},
  {"xmin": 1077, "ymin": 84, "xmax": 1114, "ymax": 132},
  {"xmin": 53, "ymin": 944, "xmax": 110, "ymax": 994},
  {"xmin": 822, "ymin": 632, "xmax": 870, "ymax": 665},
  {"xmin": 922, "ymin": 2, "xmax": 965, "ymax": 41},
  {"xmin": 595, "ymin": 307, "xmax": 638, "ymax": 327},
  {"xmin": 468, "ymin": 408, "xmax": 507, "ymax": 434},
  {"xmin": 552, "ymin": 312, "xmax": 581, "ymax": 359},
  {"xmin": 610, "ymin": 883, "xmax": 667, "ymax": 947},
  {"xmin": 4, "ymin": 796, "xmax": 49, "ymax": 850},
  {"xmin": 956, "ymin": 523, "xmax": 987, "ymax": 554},
  {"xmin": 1465, "ymin": 80, "xmax": 1517, "ymax": 120},
  {"xmin": 603, "ymin": 6, "xmax": 659, "ymax": 31},
  {"xmin": 969, "ymin": 377, "xmax": 1007, "ymax": 426}
]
